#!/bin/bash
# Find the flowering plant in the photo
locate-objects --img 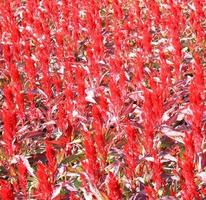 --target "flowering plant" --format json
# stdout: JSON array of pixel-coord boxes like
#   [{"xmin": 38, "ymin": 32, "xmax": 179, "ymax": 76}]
[{"xmin": 0, "ymin": 0, "xmax": 205, "ymax": 199}]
